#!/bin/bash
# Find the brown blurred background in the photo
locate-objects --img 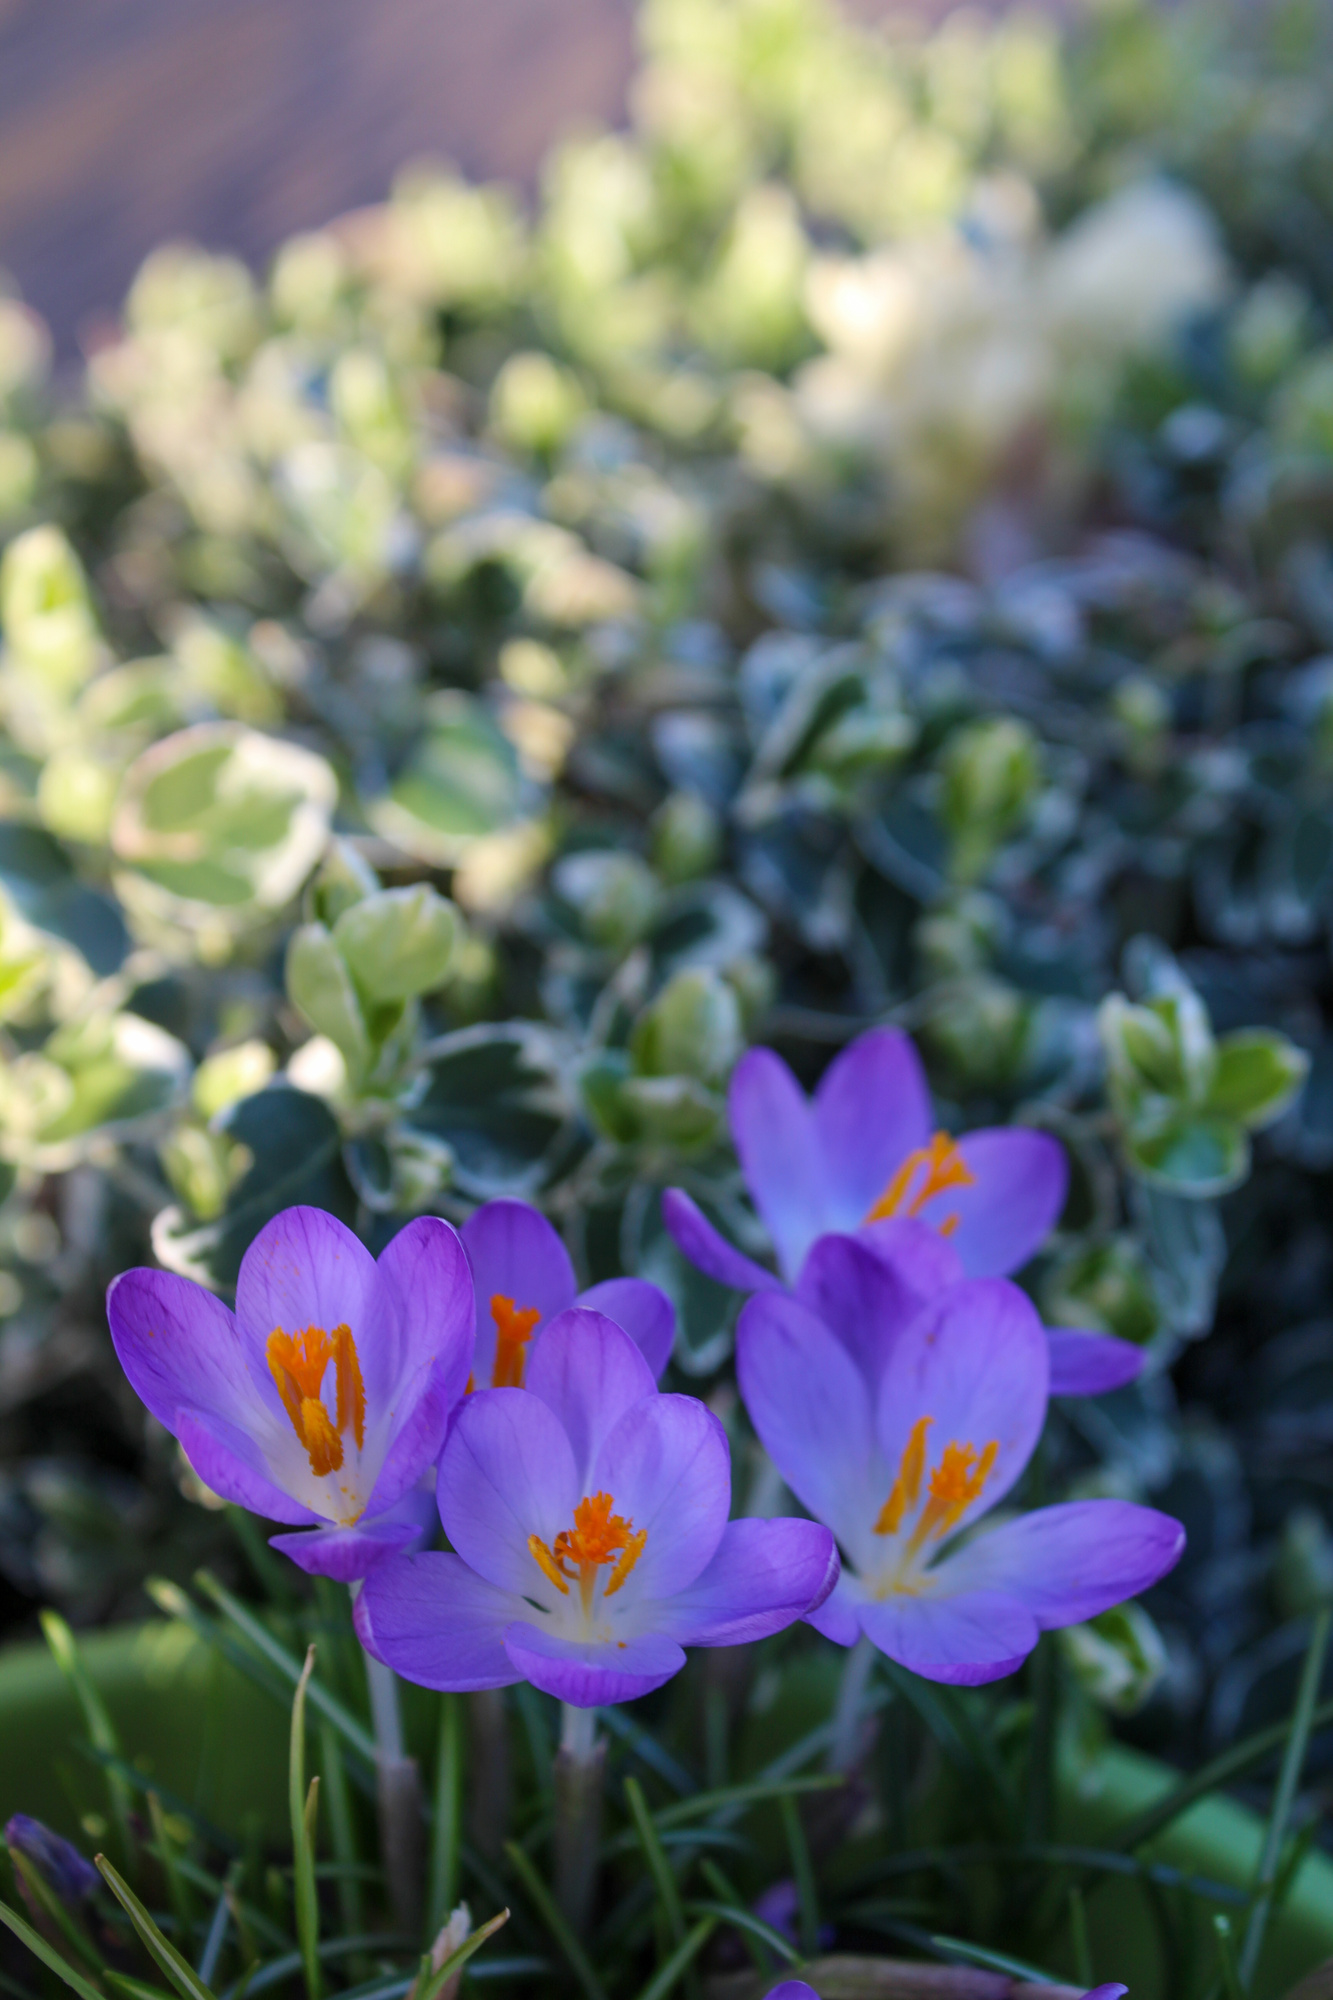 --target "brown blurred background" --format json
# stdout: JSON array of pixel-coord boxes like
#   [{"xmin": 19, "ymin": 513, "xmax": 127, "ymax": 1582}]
[{"xmin": 0, "ymin": 0, "xmax": 987, "ymax": 357}]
